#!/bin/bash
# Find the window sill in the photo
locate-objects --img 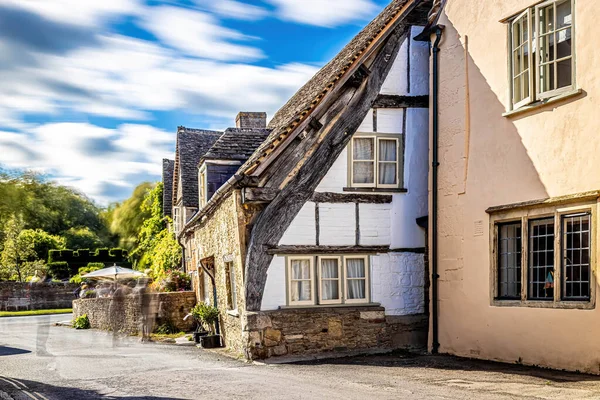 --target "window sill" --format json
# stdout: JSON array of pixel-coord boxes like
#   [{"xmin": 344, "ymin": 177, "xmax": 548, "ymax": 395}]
[
  {"xmin": 503, "ymin": 89, "xmax": 583, "ymax": 118},
  {"xmin": 343, "ymin": 187, "xmax": 407, "ymax": 193},
  {"xmin": 492, "ymin": 299, "xmax": 594, "ymax": 310},
  {"xmin": 226, "ymin": 309, "xmax": 239, "ymax": 317},
  {"xmin": 280, "ymin": 302, "xmax": 380, "ymax": 310}
]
